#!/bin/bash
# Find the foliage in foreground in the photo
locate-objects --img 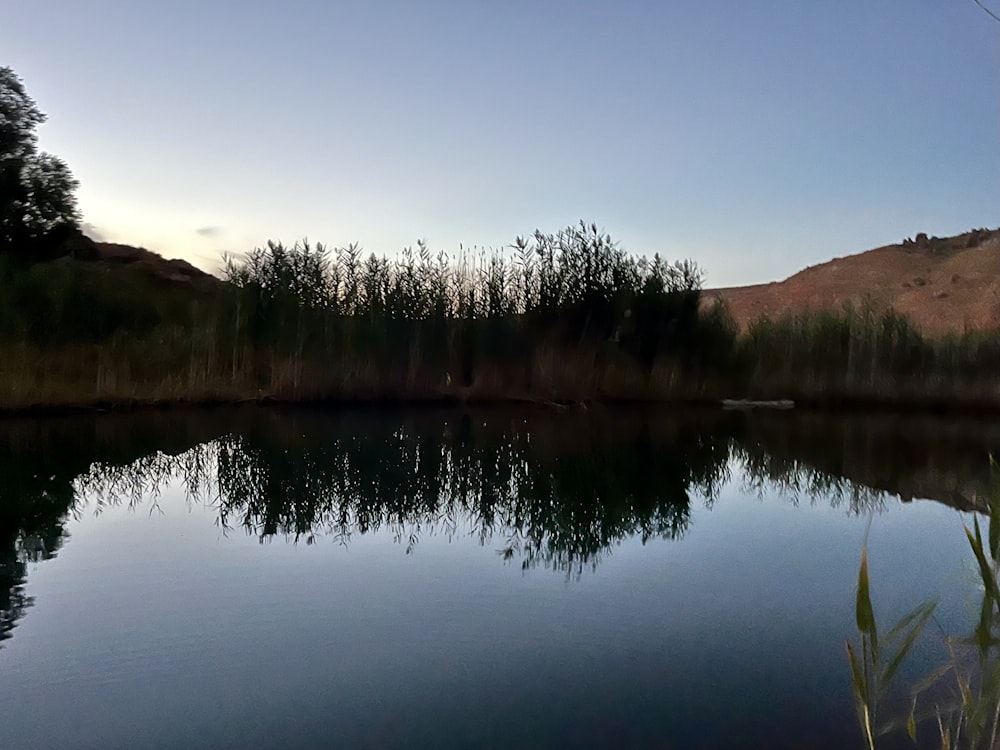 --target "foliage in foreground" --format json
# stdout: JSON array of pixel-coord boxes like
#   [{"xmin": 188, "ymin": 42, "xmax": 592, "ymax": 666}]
[{"xmin": 848, "ymin": 458, "xmax": 1000, "ymax": 749}]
